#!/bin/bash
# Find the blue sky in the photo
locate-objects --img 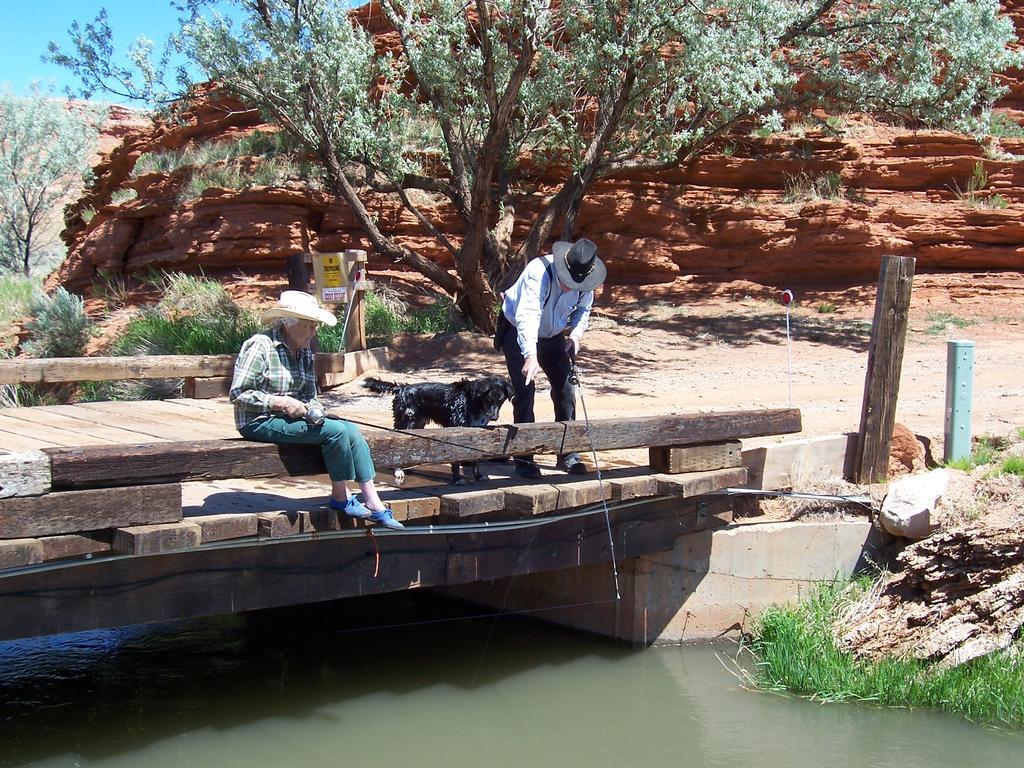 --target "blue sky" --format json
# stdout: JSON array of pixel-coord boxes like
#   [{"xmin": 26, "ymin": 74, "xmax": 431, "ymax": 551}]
[{"xmin": 1, "ymin": 2, "xmax": 188, "ymax": 100}]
